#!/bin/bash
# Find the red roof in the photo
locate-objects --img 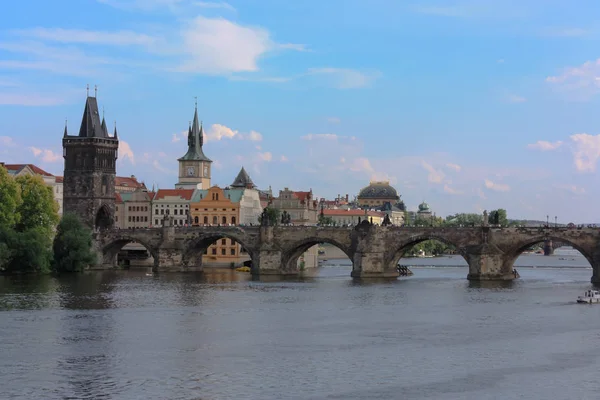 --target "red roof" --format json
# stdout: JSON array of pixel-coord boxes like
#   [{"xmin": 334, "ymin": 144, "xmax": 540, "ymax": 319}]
[
  {"xmin": 115, "ymin": 176, "xmax": 146, "ymax": 189},
  {"xmin": 115, "ymin": 192, "xmax": 123, "ymax": 203},
  {"xmin": 55, "ymin": 176, "xmax": 63, "ymax": 183},
  {"xmin": 293, "ymin": 191, "xmax": 311, "ymax": 203},
  {"xmin": 4, "ymin": 164, "xmax": 54, "ymax": 177},
  {"xmin": 323, "ymin": 209, "xmax": 384, "ymax": 217},
  {"xmin": 154, "ymin": 189, "xmax": 194, "ymax": 201}
]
